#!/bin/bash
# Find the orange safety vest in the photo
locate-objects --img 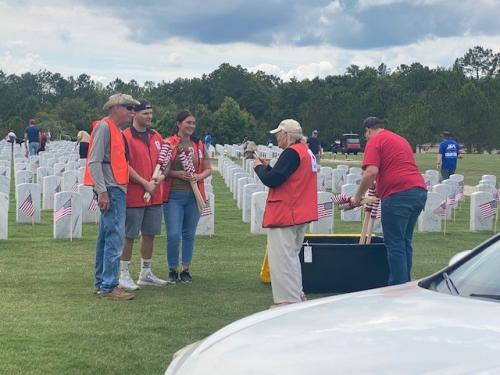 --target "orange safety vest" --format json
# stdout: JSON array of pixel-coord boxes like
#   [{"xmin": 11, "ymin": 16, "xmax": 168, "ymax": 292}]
[
  {"xmin": 83, "ymin": 117, "xmax": 129, "ymax": 186},
  {"xmin": 262, "ymin": 143, "xmax": 318, "ymax": 228},
  {"xmin": 162, "ymin": 135, "xmax": 207, "ymax": 202}
]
